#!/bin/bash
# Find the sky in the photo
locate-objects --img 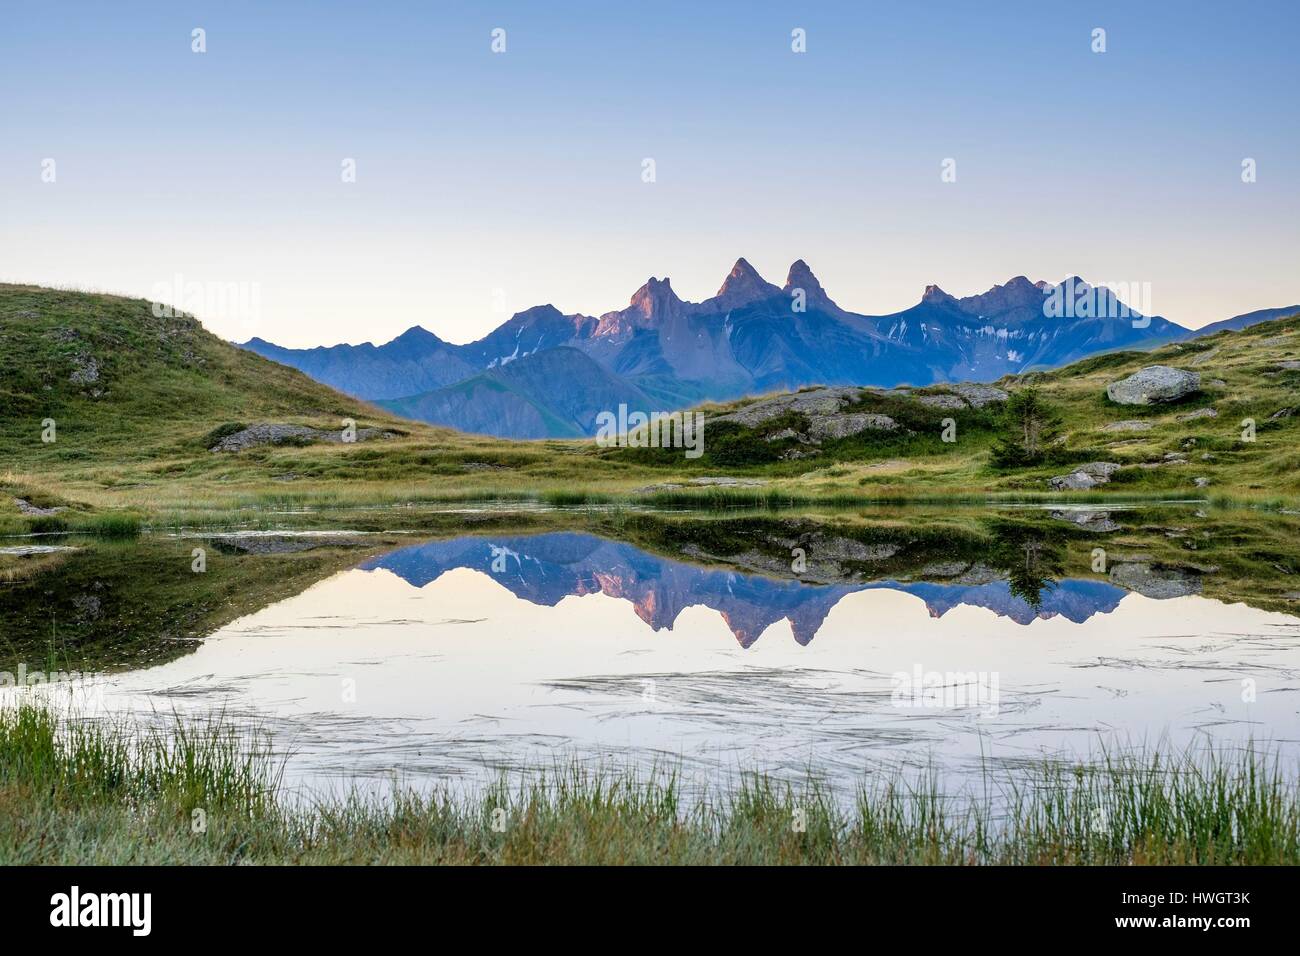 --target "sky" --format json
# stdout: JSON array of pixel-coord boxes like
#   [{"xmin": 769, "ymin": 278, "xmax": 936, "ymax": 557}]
[{"xmin": 2, "ymin": 0, "xmax": 1297, "ymax": 347}]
